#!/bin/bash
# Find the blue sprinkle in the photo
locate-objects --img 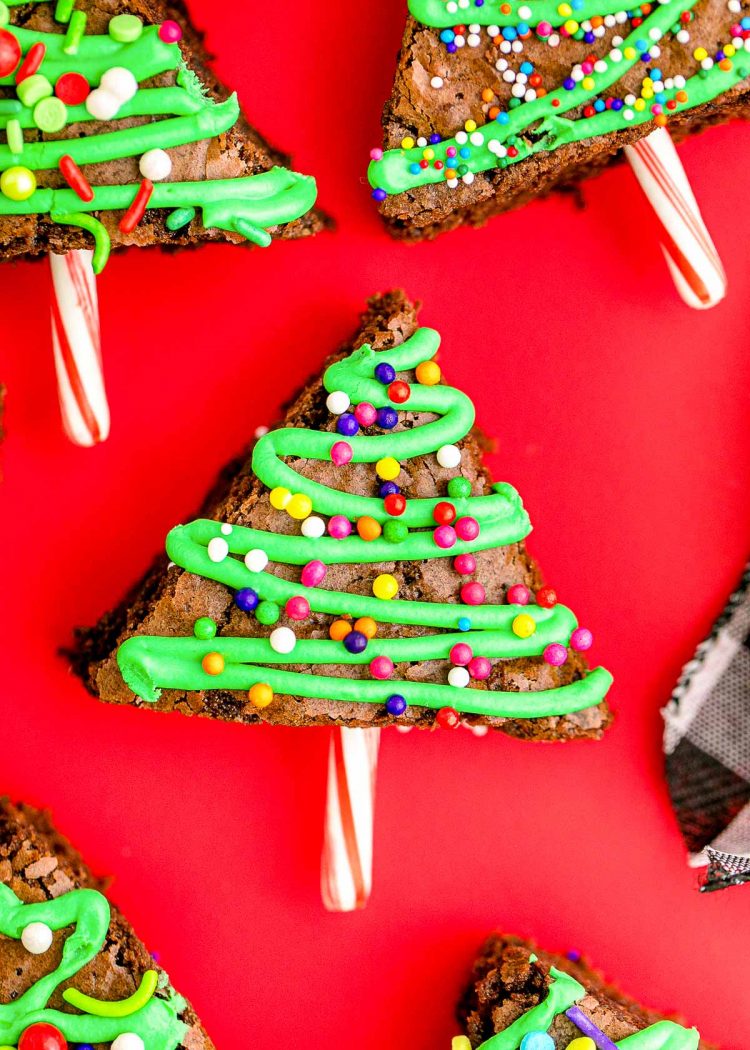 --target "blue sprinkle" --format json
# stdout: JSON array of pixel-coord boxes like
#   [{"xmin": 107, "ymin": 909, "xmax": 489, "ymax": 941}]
[
  {"xmin": 375, "ymin": 362, "xmax": 396, "ymax": 385},
  {"xmin": 650, "ymin": 67, "xmax": 663, "ymax": 80},
  {"xmin": 429, "ymin": 132, "xmax": 441, "ymax": 144},
  {"xmin": 520, "ymin": 1035, "xmax": 554, "ymax": 1050},
  {"xmin": 372, "ymin": 188, "xmax": 387, "ymax": 202},
  {"xmin": 584, "ymin": 31, "xmax": 595, "ymax": 43},
  {"xmin": 447, "ymin": 41, "xmax": 457, "ymax": 53},
  {"xmin": 572, "ymin": 0, "xmax": 584, "ymax": 8},
  {"xmin": 655, "ymin": 91, "xmax": 667, "ymax": 104},
  {"xmin": 594, "ymin": 98, "xmax": 605, "ymax": 111},
  {"xmin": 387, "ymin": 694, "xmax": 407, "ymax": 715},
  {"xmin": 458, "ymin": 617, "xmax": 472, "ymax": 632},
  {"xmin": 459, "ymin": 146, "xmax": 471, "ymax": 158},
  {"xmin": 502, "ymin": 25, "xmax": 517, "ymax": 39},
  {"xmin": 235, "ymin": 589, "xmax": 259, "ymax": 613},
  {"xmin": 409, "ymin": 162, "xmax": 421, "ymax": 174},
  {"xmin": 563, "ymin": 77, "xmax": 576, "ymax": 90},
  {"xmin": 440, "ymin": 29, "xmax": 455, "ymax": 42},
  {"xmin": 496, "ymin": 111, "xmax": 510, "ymax": 124},
  {"xmin": 517, "ymin": 22, "xmax": 529, "ymax": 34},
  {"xmin": 379, "ymin": 481, "xmax": 400, "ymax": 497},
  {"xmin": 337, "ymin": 413, "xmax": 359, "ymax": 437},
  {"xmin": 611, "ymin": 98, "xmax": 624, "ymax": 110},
  {"xmin": 742, "ymin": 16, "xmax": 750, "ymax": 29},
  {"xmin": 636, "ymin": 37, "xmax": 647, "ymax": 51},
  {"xmin": 446, "ymin": 157, "xmax": 459, "ymax": 168},
  {"xmin": 377, "ymin": 406, "xmax": 398, "ymax": 430},
  {"xmin": 520, "ymin": 61, "xmax": 533, "ymax": 75},
  {"xmin": 640, "ymin": 51, "xmax": 651, "ymax": 62}
]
